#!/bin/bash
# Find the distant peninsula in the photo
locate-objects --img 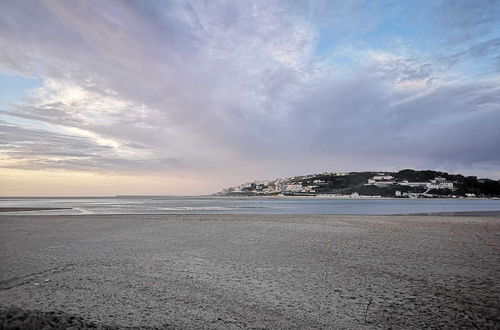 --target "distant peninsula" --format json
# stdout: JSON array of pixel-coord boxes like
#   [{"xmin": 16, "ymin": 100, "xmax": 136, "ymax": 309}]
[{"xmin": 216, "ymin": 169, "xmax": 500, "ymax": 198}]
